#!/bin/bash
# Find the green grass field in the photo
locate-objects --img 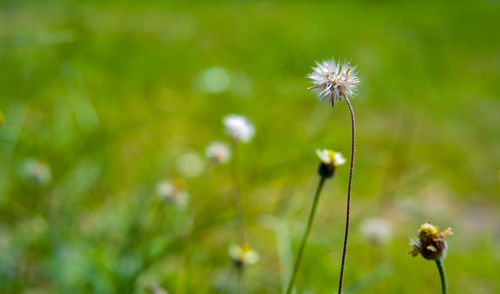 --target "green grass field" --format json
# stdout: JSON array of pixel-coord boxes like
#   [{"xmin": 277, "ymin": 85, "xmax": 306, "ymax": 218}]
[{"xmin": 1, "ymin": 1, "xmax": 499, "ymax": 293}]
